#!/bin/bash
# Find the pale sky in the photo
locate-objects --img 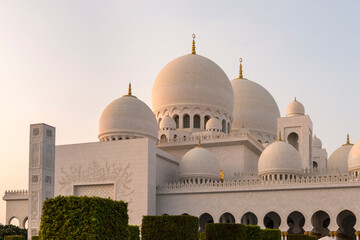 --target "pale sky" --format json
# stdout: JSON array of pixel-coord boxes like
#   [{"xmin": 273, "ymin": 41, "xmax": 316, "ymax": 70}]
[{"xmin": 0, "ymin": 0, "xmax": 359, "ymax": 224}]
